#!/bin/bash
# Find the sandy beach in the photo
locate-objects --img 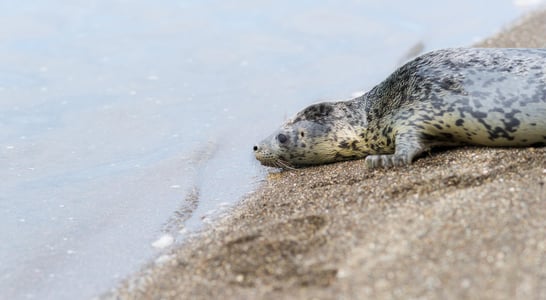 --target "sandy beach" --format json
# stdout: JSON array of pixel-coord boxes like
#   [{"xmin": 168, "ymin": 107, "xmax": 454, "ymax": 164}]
[{"xmin": 106, "ymin": 9, "xmax": 546, "ymax": 300}]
